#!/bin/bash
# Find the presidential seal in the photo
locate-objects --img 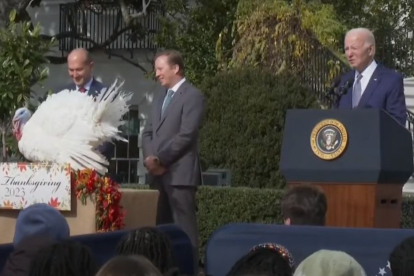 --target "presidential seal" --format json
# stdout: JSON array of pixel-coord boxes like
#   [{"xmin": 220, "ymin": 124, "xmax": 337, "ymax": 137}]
[{"xmin": 310, "ymin": 119, "xmax": 348, "ymax": 160}]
